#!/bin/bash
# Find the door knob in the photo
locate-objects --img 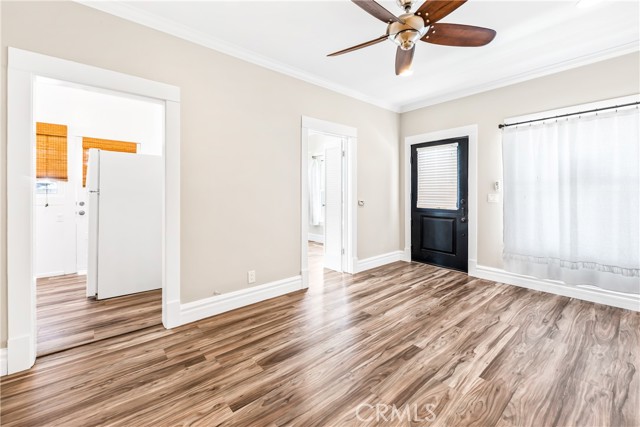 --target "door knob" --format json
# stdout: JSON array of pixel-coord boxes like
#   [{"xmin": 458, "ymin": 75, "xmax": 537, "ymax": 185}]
[
  {"xmin": 460, "ymin": 217, "xmax": 467, "ymax": 223},
  {"xmin": 78, "ymin": 210, "xmax": 86, "ymax": 216}
]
